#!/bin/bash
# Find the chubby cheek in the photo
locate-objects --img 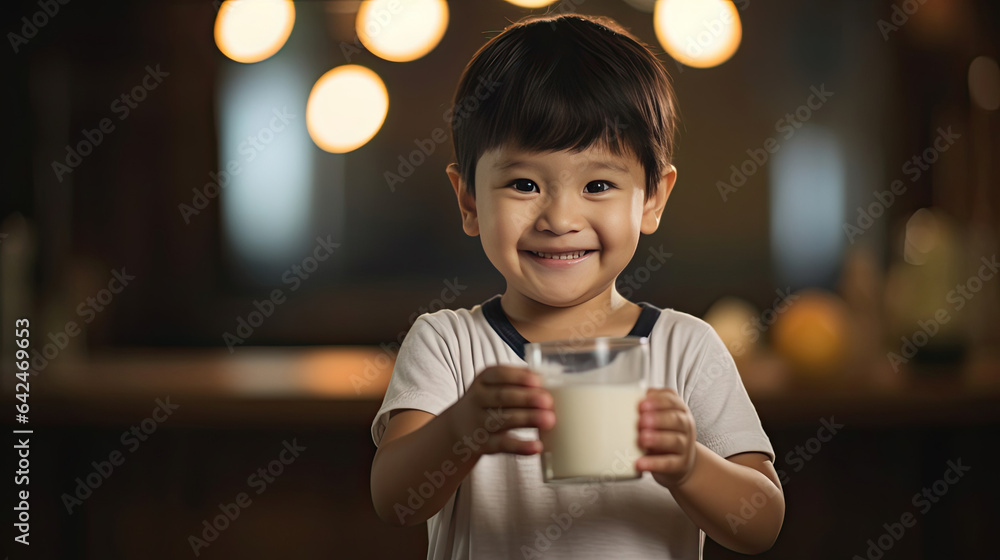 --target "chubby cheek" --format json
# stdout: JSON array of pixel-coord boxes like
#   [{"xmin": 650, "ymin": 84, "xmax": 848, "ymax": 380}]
[
  {"xmin": 476, "ymin": 222, "xmax": 505, "ymax": 270},
  {"xmin": 597, "ymin": 202, "xmax": 641, "ymax": 256},
  {"xmin": 476, "ymin": 201, "xmax": 520, "ymax": 269},
  {"xmin": 491, "ymin": 199, "xmax": 528, "ymax": 239}
]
